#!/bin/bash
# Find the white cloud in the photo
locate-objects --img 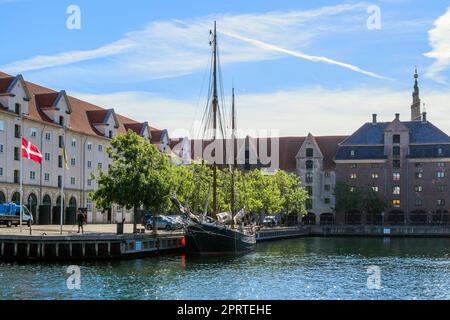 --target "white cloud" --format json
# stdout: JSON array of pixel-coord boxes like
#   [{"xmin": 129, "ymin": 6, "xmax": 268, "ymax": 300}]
[
  {"xmin": 73, "ymin": 87, "xmax": 450, "ymax": 138},
  {"xmin": 2, "ymin": 3, "xmax": 384, "ymax": 80},
  {"xmin": 424, "ymin": 5, "xmax": 450, "ymax": 83}
]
